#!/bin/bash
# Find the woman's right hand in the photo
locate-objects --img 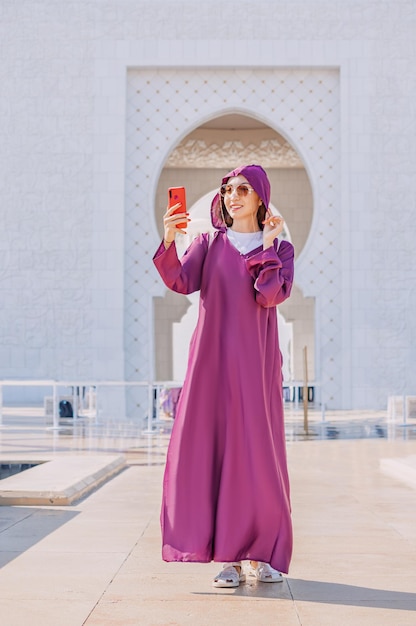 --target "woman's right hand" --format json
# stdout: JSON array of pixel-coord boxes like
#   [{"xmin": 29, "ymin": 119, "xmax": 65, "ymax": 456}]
[{"xmin": 163, "ymin": 203, "xmax": 190, "ymax": 248}]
